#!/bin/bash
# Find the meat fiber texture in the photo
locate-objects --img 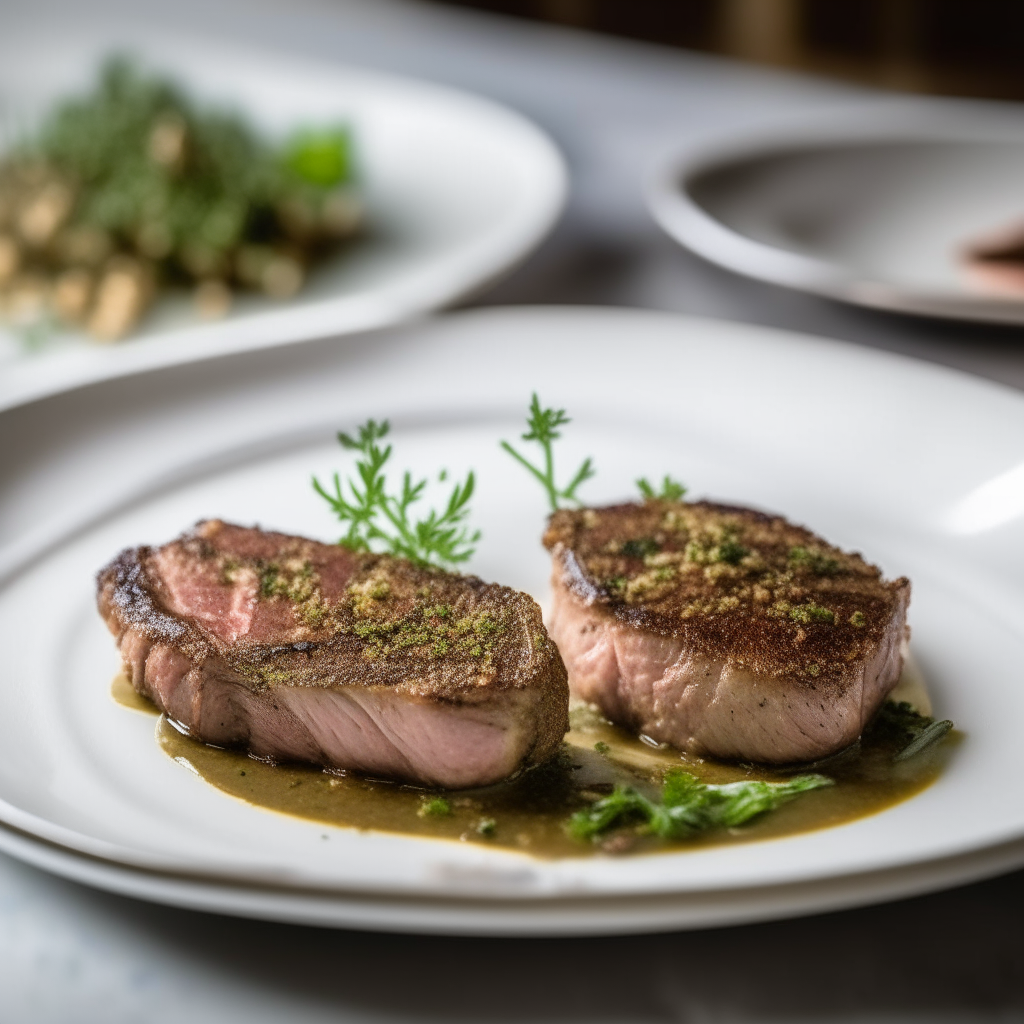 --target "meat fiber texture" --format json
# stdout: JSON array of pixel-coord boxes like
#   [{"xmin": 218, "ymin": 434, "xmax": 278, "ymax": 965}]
[
  {"xmin": 544, "ymin": 501, "xmax": 910, "ymax": 764},
  {"xmin": 97, "ymin": 521, "xmax": 569, "ymax": 788}
]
